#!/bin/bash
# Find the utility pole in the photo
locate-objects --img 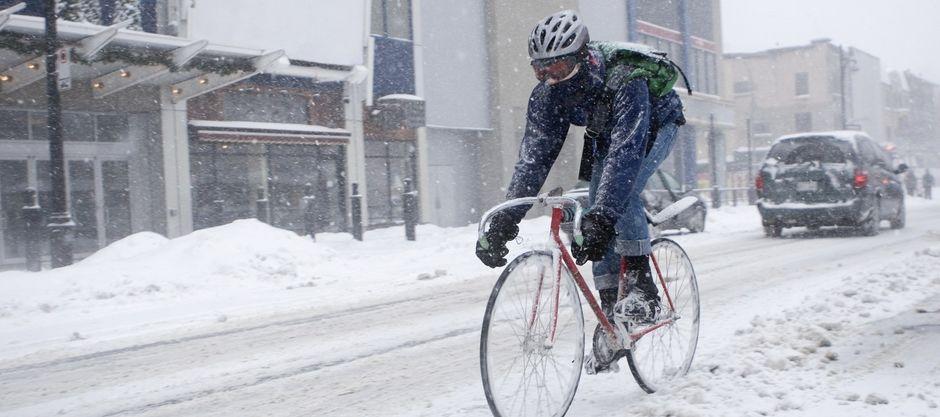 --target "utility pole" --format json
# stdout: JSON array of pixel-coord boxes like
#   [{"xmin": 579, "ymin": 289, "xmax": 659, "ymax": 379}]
[
  {"xmin": 746, "ymin": 118, "xmax": 756, "ymax": 204},
  {"xmin": 708, "ymin": 113, "xmax": 720, "ymax": 208},
  {"xmin": 838, "ymin": 46, "xmax": 857, "ymax": 130},
  {"xmin": 44, "ymin": 0, "xmax": 74, "ymax": 267},
  {"xmin": 839, "ymin": 46, "xmax": 847, "ymax": 129}
]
